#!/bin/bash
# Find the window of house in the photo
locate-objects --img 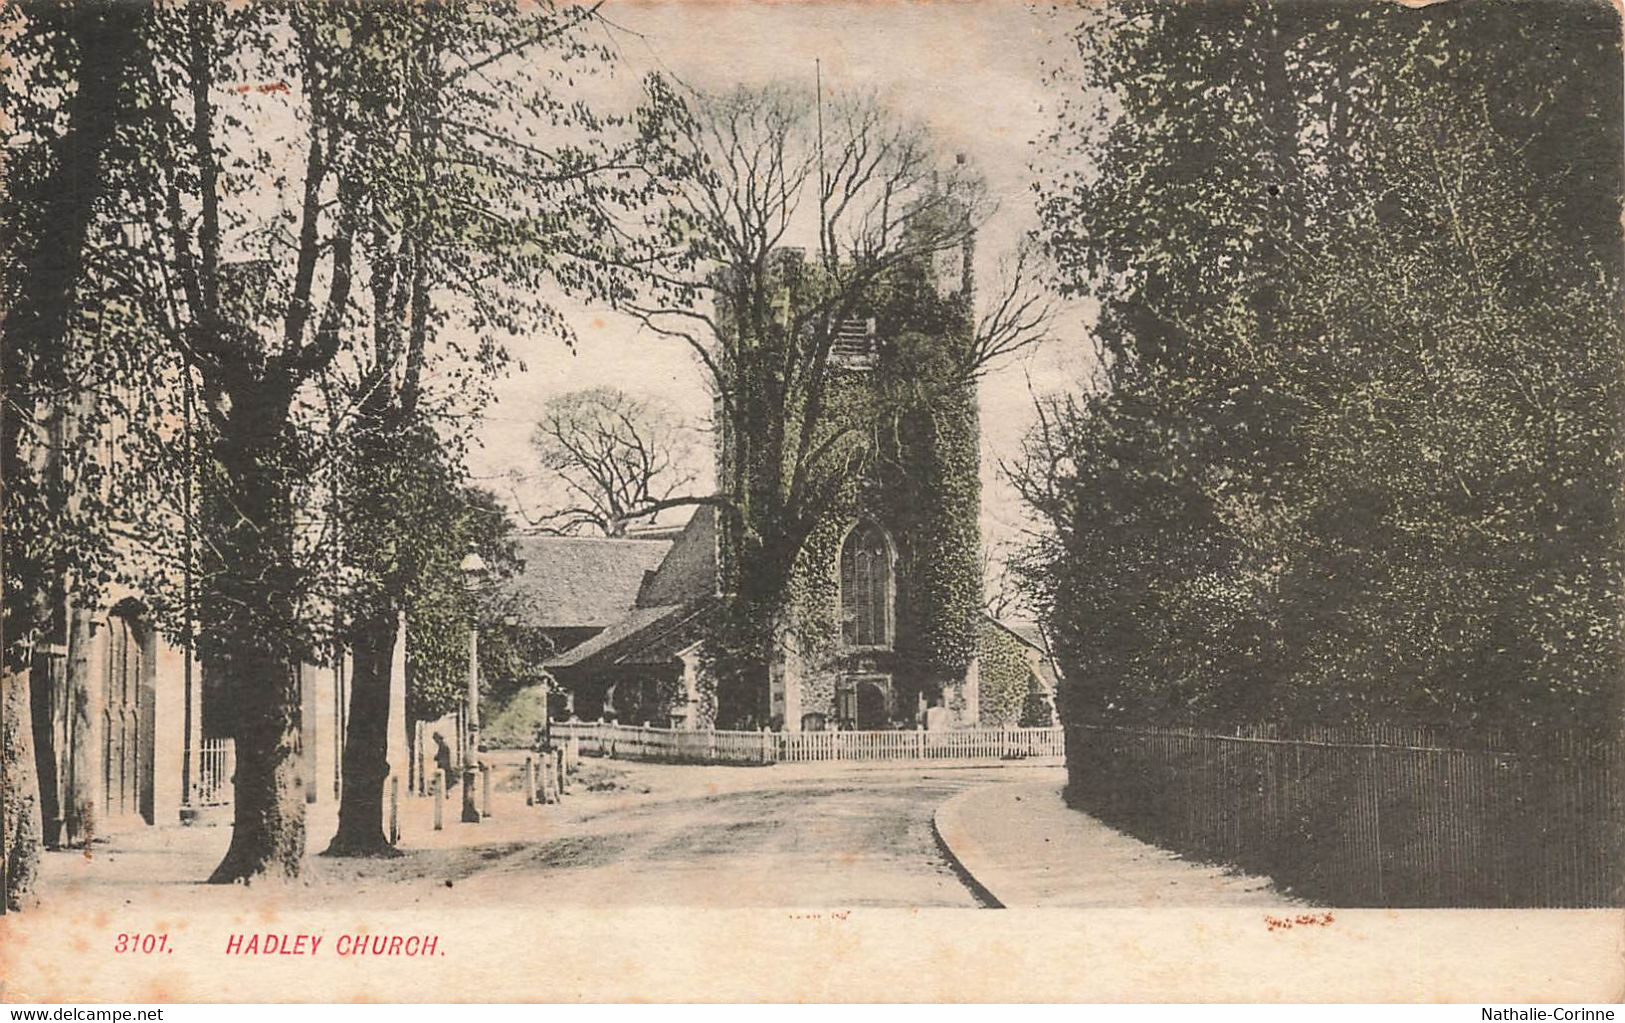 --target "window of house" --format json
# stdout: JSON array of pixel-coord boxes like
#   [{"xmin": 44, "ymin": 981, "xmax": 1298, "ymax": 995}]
[{"xmin": 839, "ymin": 520, "xmax": 892, "ymax": 648}]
